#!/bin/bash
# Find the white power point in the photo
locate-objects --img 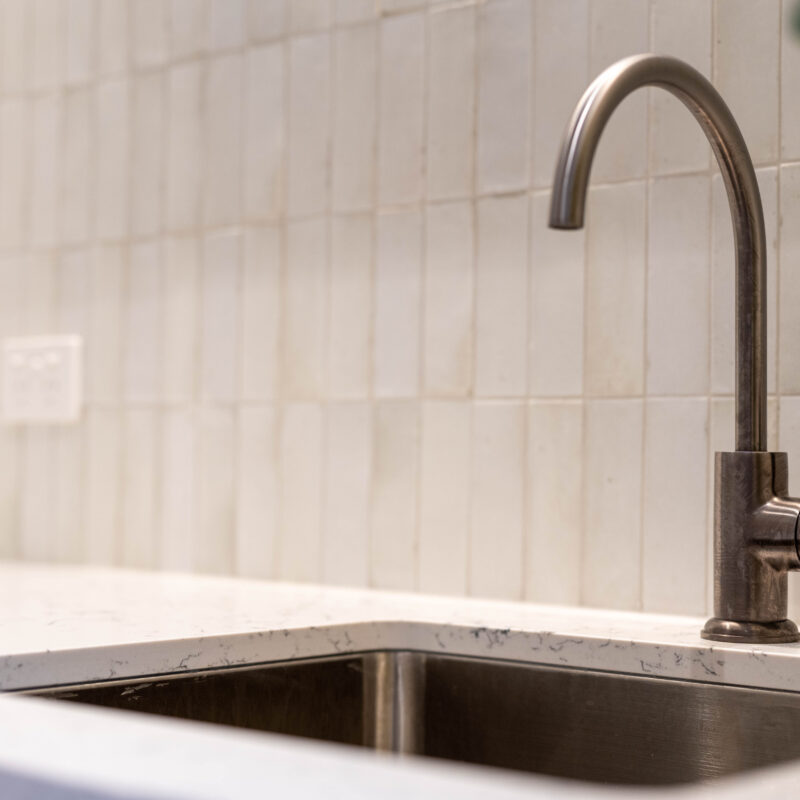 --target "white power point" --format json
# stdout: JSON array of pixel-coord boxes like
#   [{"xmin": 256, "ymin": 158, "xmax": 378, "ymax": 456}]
[{"xmin": 2, "ymin": 336, "xmax": 83, "ymax": 424}]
